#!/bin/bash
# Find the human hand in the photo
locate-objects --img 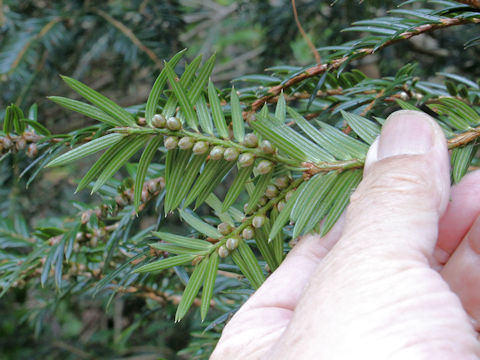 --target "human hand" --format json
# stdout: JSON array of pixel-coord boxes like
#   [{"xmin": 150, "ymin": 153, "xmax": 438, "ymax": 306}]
[{"xmin": 211, "ymin": 110, "xmax": 480, "ymax": 359}]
